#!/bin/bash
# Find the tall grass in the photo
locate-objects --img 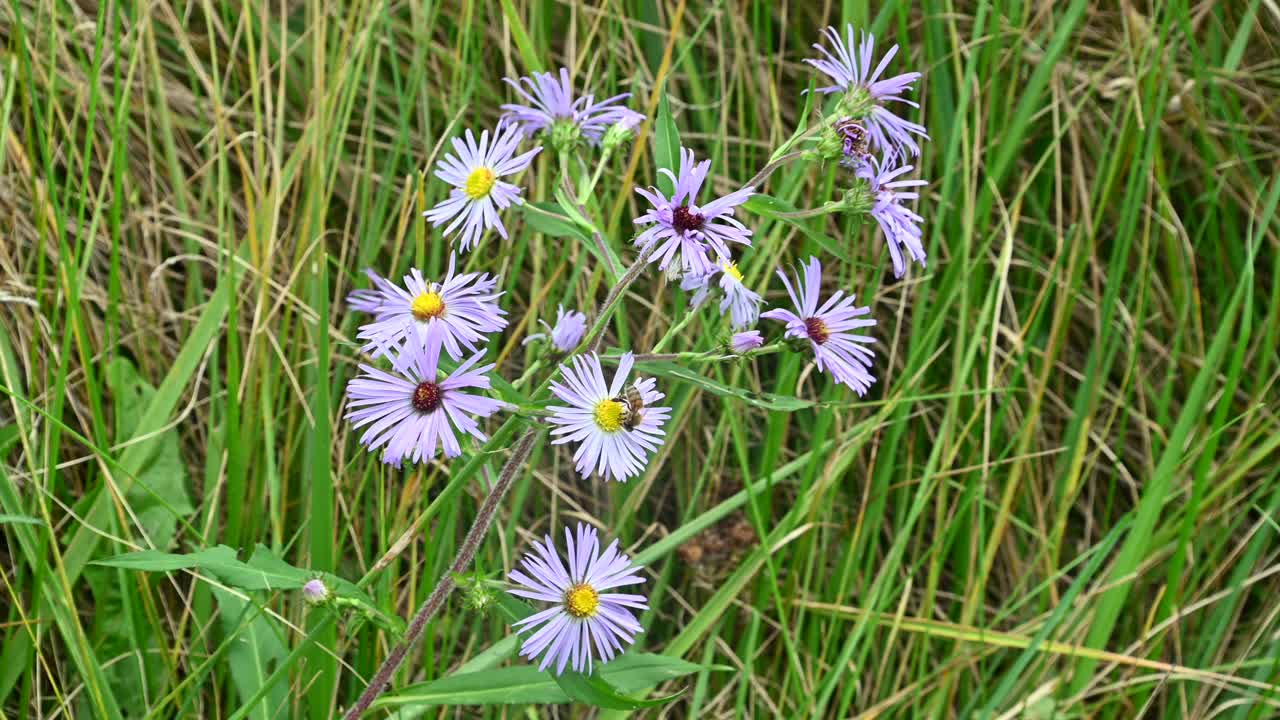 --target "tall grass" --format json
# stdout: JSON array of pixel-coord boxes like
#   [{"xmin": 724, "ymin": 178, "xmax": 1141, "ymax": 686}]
[{"xmin": 2, "ymin": 1, "xmax": 1279, "ymax": 717}]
